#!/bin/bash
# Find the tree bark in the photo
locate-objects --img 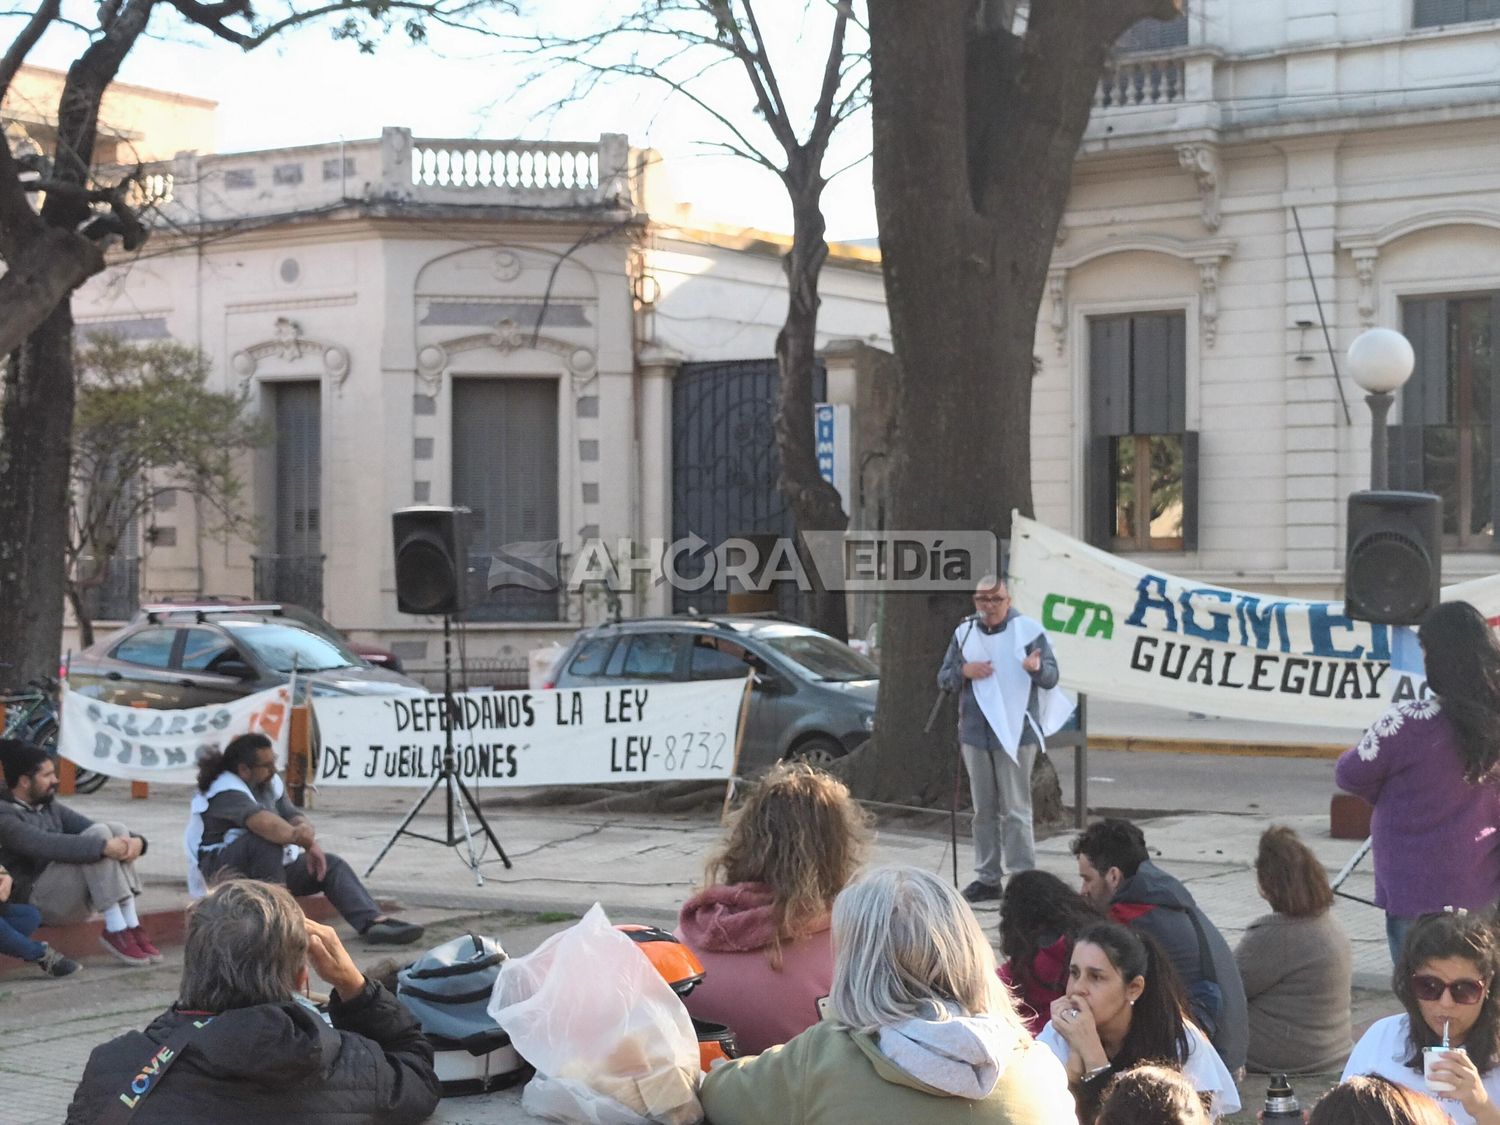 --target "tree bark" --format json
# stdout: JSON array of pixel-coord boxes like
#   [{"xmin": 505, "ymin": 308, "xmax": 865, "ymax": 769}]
[
  {"xmin": 840, "ymin": 0, "xmax": 1177, "ymax": 805},
  {"xmin": 0, "ymin": 2, "xmax": 152, "ymax": 682},
  {"xmin": 775, "ymin": 156, "xmax": 849, "ymax": 640},
  {"xmin": 0, "ymin": 306, "xmax": 79, "ymax": 681}
]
